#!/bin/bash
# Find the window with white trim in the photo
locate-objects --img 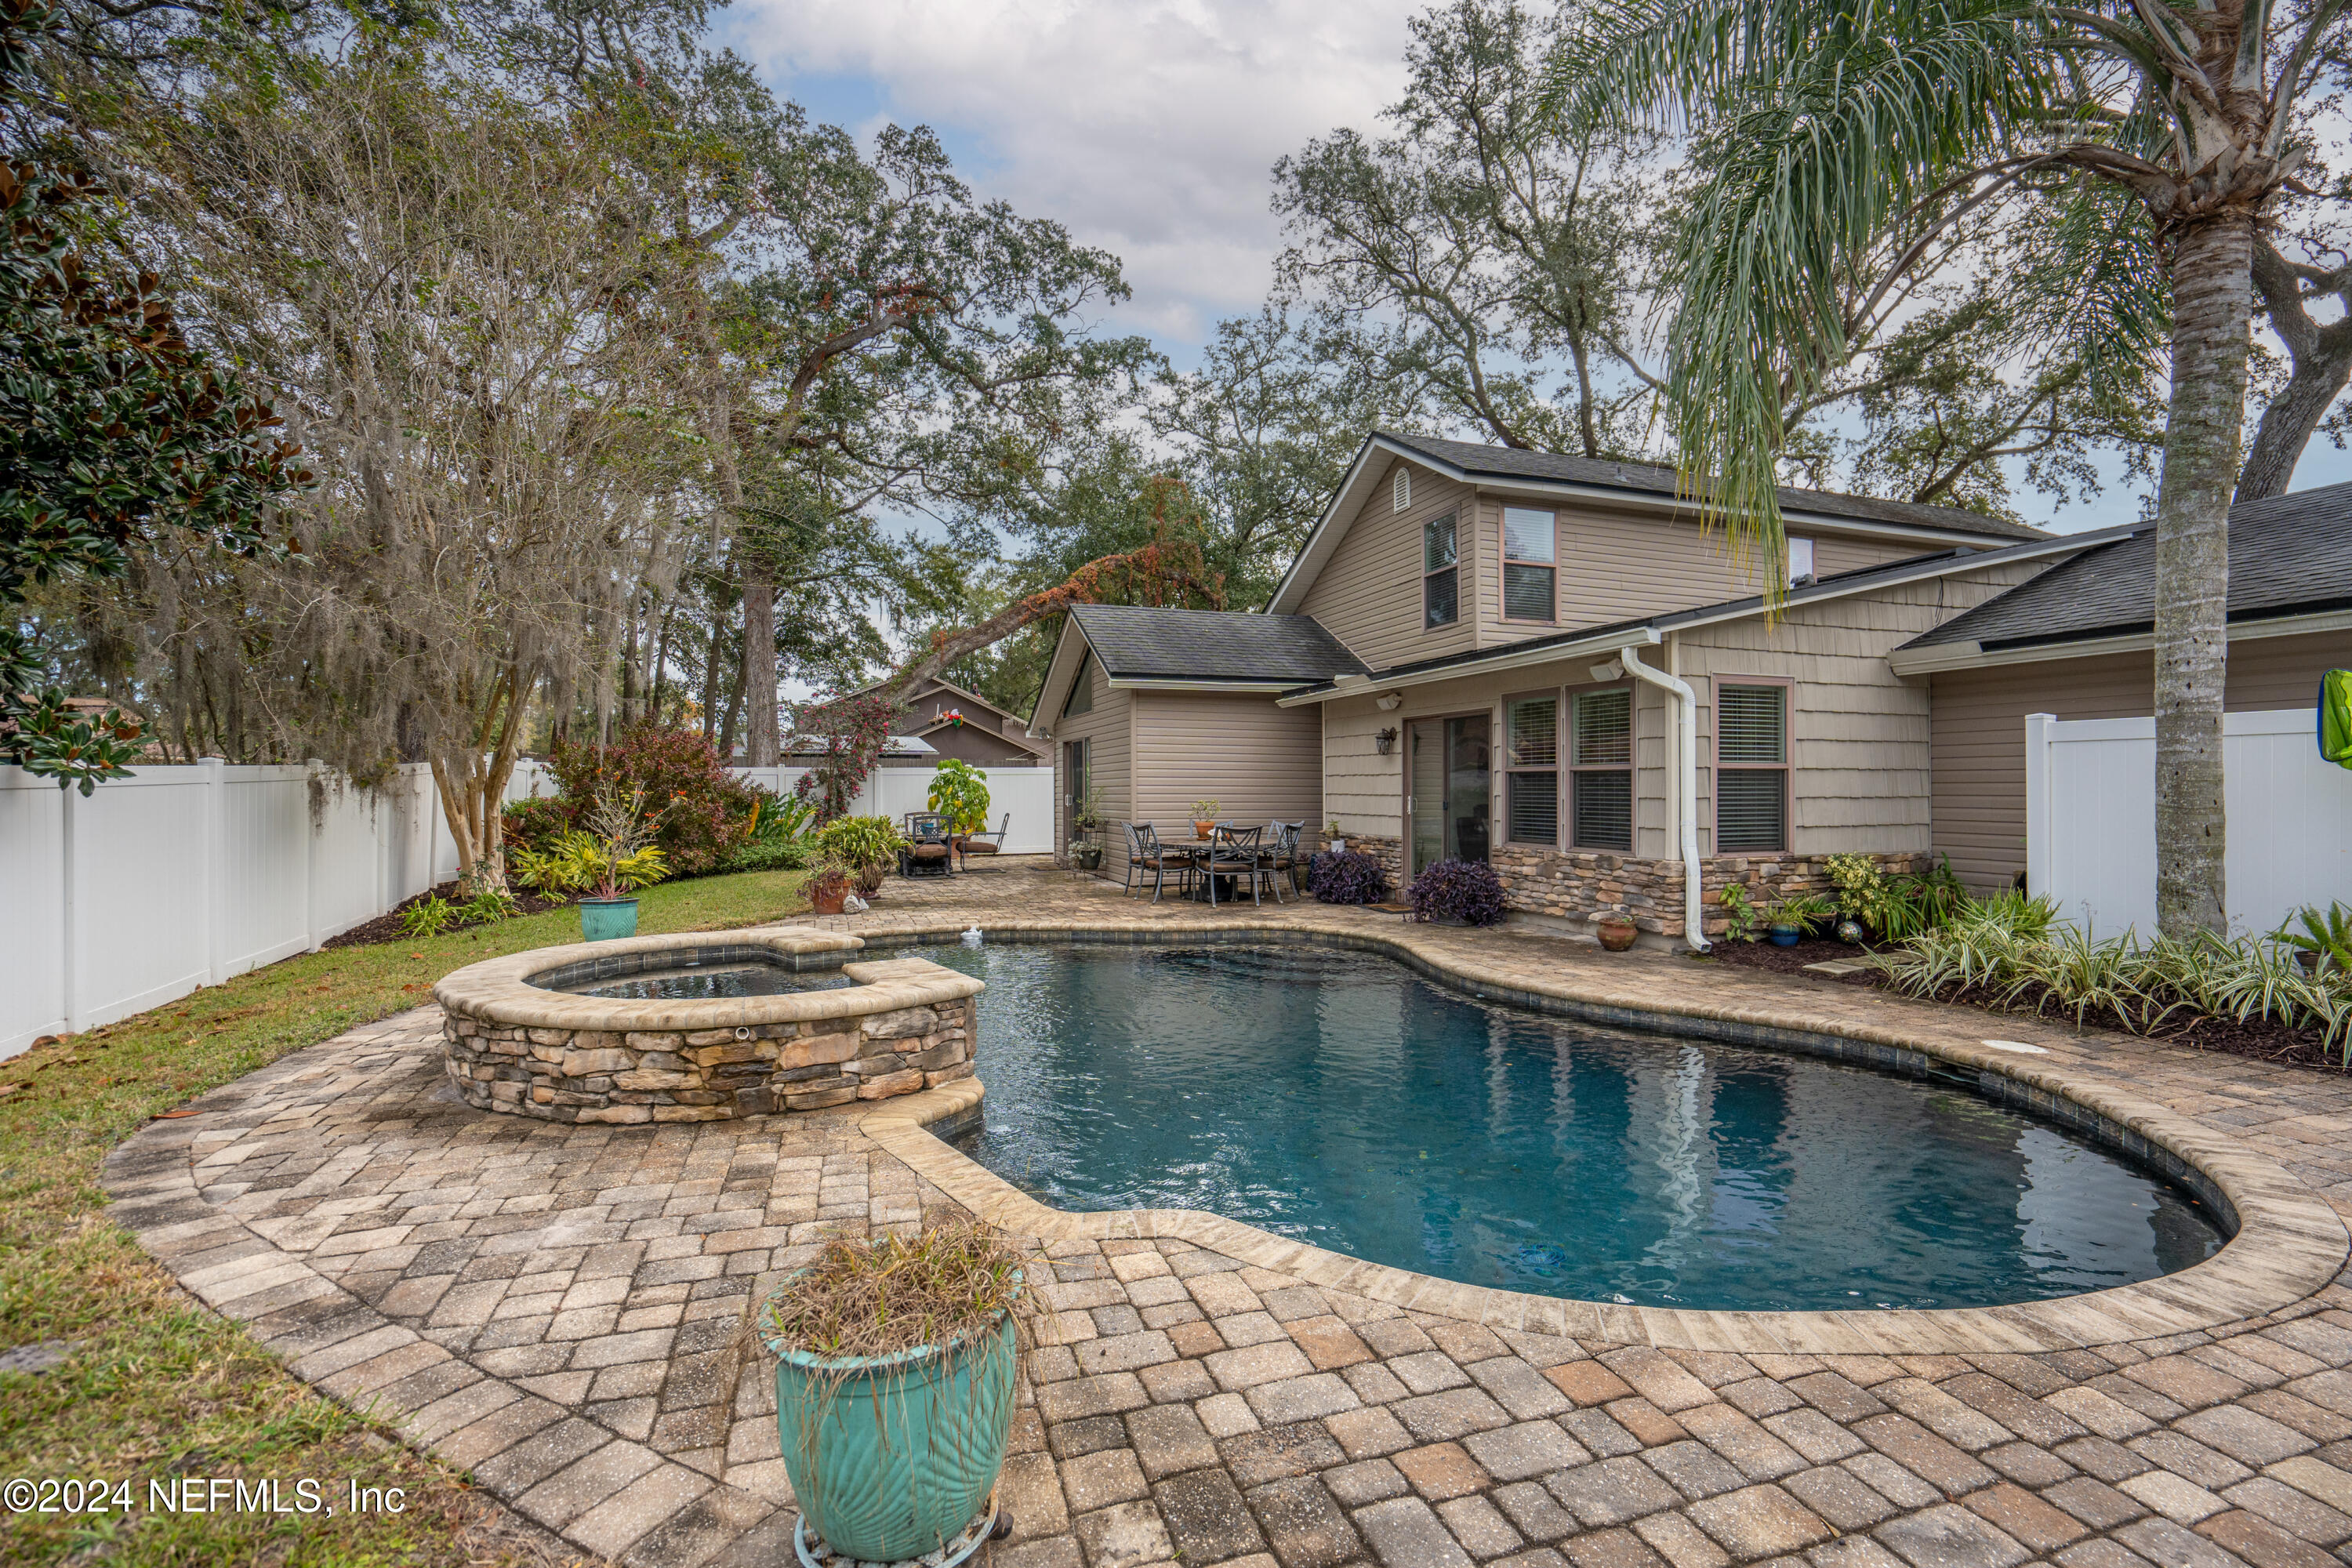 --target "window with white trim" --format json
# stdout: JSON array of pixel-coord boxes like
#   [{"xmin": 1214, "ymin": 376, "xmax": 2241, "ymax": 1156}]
[
  {"xmin": 1504, "ymin": 695, "xmax": 1558, "ymax": 846},
  {"xmin": 1715, "ymin": 682, "xmax": 1789, "ymax": 851},
  {"xmin": 1502, "ymin": 506, "xmax": 1557, "ymax": 622},
  {"xmin": 1423, "ymin": 514, "xmax": 1458, "ymax": 628},
  {"xmin": 1788, "ymin": 536, "xmax": 1816, "ymax": 586},
  {"xmin": 1570, "ymin": 688, "xmax": 1633, "ymax": 851}
]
